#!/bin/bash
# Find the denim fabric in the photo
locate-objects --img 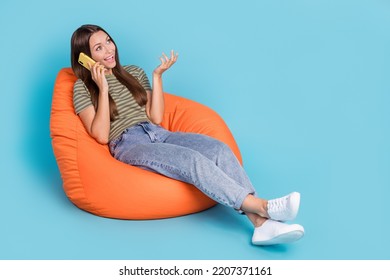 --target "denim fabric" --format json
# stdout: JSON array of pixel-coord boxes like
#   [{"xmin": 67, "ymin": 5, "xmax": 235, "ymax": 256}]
[{"xmin": 109, "ymin": 122, "xmax": 256, "ymax": 210}]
